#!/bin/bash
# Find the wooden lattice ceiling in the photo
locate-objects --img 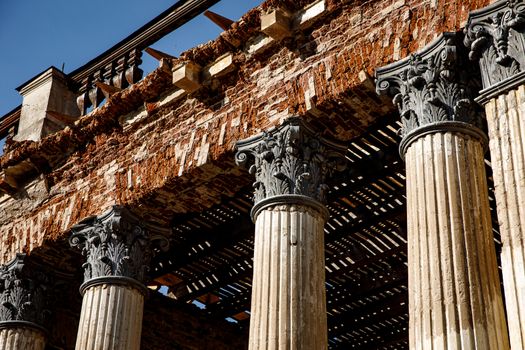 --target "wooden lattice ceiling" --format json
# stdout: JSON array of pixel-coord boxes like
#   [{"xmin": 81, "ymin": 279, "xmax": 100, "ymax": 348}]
[{"xmin": 149, "ymin": 115, "xmax": 502, "ymax": 350}]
